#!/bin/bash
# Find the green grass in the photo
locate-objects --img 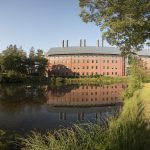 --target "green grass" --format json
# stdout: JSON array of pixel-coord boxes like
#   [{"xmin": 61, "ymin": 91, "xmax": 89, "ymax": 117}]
[
  {"xmin": 21, "ymin": 84, "xmax": 150, "ymax": 150},
  {"xmin": 64, "ymin": 76, "xmax": 128, "ymax": 85}
]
